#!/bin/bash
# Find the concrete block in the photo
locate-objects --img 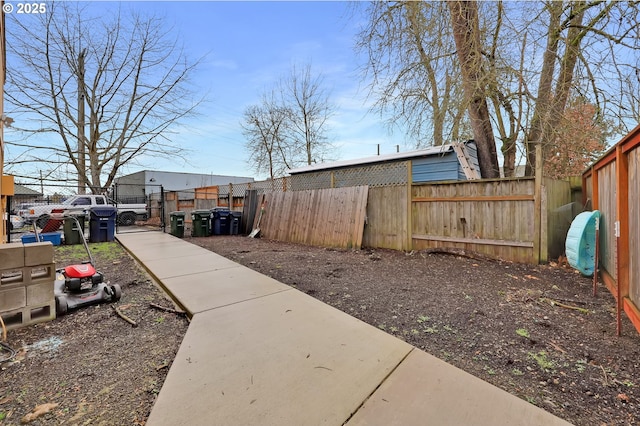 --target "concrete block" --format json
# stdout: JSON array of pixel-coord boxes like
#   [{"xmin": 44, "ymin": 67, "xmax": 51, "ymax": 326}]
[
  {"xmin": 27, "ymin": 281, "xmax": 55, "ymax": 306},
  {"xmin": 0, "ymin": 286, "xmax": 26, "ymax": 311},
  {"xmin": 24, "ymin": 242, "xmax": 54, "ymax": 266},
  {"xmin": 28, "ymin": 264, "xmax": 57, "ymax": 285},
  {"xmin": 0, "ymin": 243, "xmax": 25, "ymax": 269},
  {"xmin": 0, "ymin": 300, "xmax": 56, "ymax": 331},
  {"xmin": 1, "ymin": 267, "xmax": 26, "ymax": 289}
]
